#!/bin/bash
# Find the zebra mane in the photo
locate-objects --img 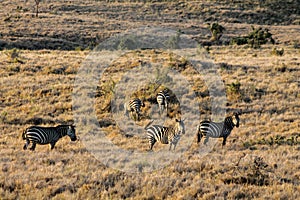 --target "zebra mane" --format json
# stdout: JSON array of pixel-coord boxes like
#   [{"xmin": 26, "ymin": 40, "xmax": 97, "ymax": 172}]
[
  {"xmin": 144, "ymin": 120, "xmax": 154, "ymax": 130},
  {"xmin": 55, "ymin": 125, "xmax": 74, "ymax": 136},
  {"xmin": 56, "ymin": 125, "xmax": 75, "ymax": 129},
  {"xmin": 56, "ymin": 124, "xmax": 71, "ymax": 127},
  {"xmin": 224, "ymin": 116, "xmax": 235, "ymax": 129}
]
